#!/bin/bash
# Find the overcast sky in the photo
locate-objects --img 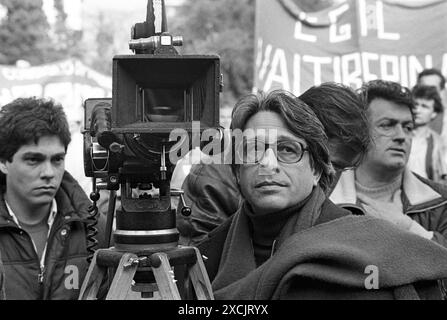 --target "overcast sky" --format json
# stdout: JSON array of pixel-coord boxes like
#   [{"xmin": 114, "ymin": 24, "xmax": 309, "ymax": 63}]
[
  {"xmin": 83, "ymin": 0, "xmax": 148, "ymax": 12},
  {"xmin": 48, "ymin": 0, "xmax": 181, "ymax": 30},
  {"xmin": 82, "ymin": 0, "xmax": 183, "ymax": 13}
]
